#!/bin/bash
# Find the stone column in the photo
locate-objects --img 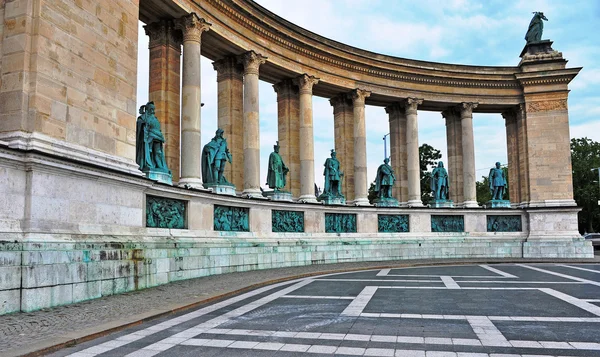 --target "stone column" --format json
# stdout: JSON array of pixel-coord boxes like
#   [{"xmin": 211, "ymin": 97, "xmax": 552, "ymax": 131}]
[
  {"xmin": 273, "ymin": 80, "xmax": 300, "ymax": 198},
  {"xmin": 213, "ymin": 56, "xmax": 244, "ymax": 190},
  {"xmin": 238, "ymin": 51, "xmax": 267, "ymax": 198},
  {"xmin": 144, "ymin": 20, "xmax": 182, "ymax": 182},
  {"xmin": 386, "ymin": 103, "xmax": 408, "ymax": 204},
  {"xmin": 442, "ymin": 107, "xmax": 463, "ymax": 204},
  {"xmin": 460, "ymin": 102, "xmax": 478, "ymax": 208},
  {"xmin": 175, "ymin": 14, "xmax": 210, "ymax": 188},
  {"xmin": 350, "ymin": 89, "xmax": 371, "ymax": 206},
  {"xmin": 405, "ymin": 98, "xmax": 424, "ymax": 207},
  {"xmin": 330, "ymin": 94, "xmax": 354, "ymax": 201},
  {"xmin": 503, "ymin": 109, "xmax": 521, "ymax": 206},
  {"xmin": 294, "ymin": 74, "xmax": 320, "ymax": 203},
  {"xmin": 516, "ymin": 103, "xmax": 530, "ymax": 206}
]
